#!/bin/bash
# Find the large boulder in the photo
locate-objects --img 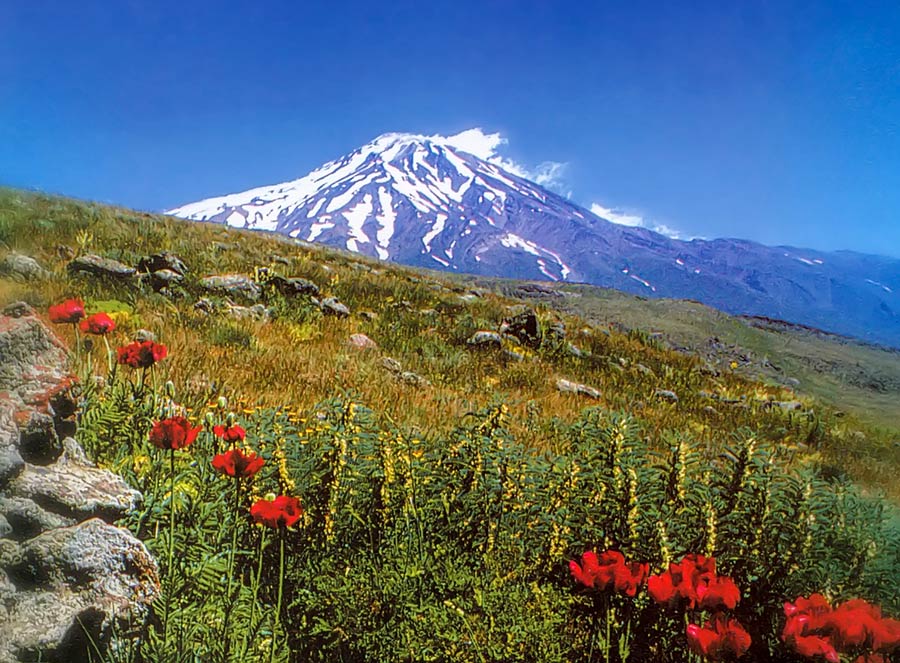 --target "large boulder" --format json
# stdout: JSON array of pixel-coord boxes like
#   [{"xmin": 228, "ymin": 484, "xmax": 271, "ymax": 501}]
[
  {"xmin": 199, "ymin": 274, "xmax": 261, "ymax": 302},
  {"xmin": 0, "ymin": 304, "xmax": 159, "ymax": 661},
  {"xmin": 0, "ymin": 519, "xmax": 159, "ymax": 663},
  {"xmin": 67, "ymin": 255, "xmax": 136, "ymax": 280},
  {"xmin": 500, "ymin": 307, "xmax": 542, "ymax": 349}
]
